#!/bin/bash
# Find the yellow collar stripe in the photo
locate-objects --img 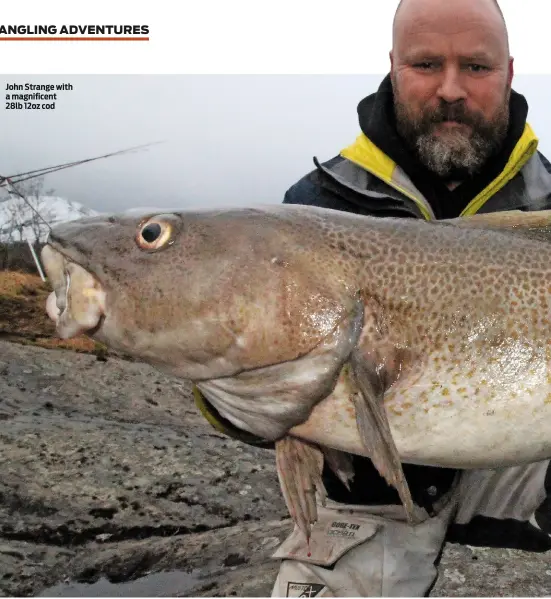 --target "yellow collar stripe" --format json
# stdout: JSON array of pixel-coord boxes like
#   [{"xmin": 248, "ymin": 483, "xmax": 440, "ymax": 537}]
[
  {"xmin": 341, "ymin": 133, "xmax": 396, "ymax": 182},
  {"xmin": 340, "ymin": 134, "xmax": 432, "ymax": 220},
  {"xmin": 460, "ymin": 123, "xmax": 539, "ymax": 216}
]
